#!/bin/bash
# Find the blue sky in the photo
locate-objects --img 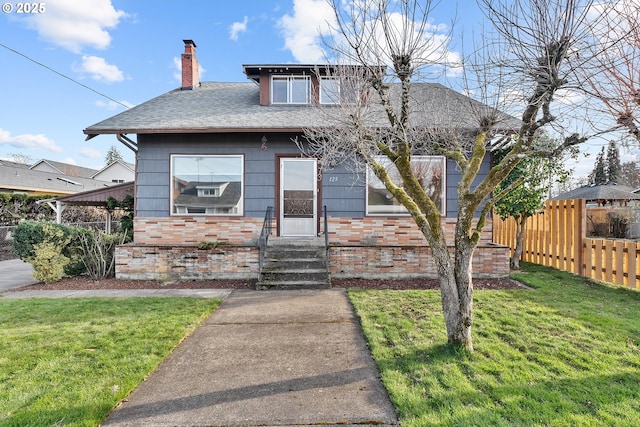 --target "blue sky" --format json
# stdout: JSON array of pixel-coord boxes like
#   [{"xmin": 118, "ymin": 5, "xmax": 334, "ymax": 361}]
[{"xmin": 0, "ymin": 0, "xmax": 625, "ymax": 177}]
